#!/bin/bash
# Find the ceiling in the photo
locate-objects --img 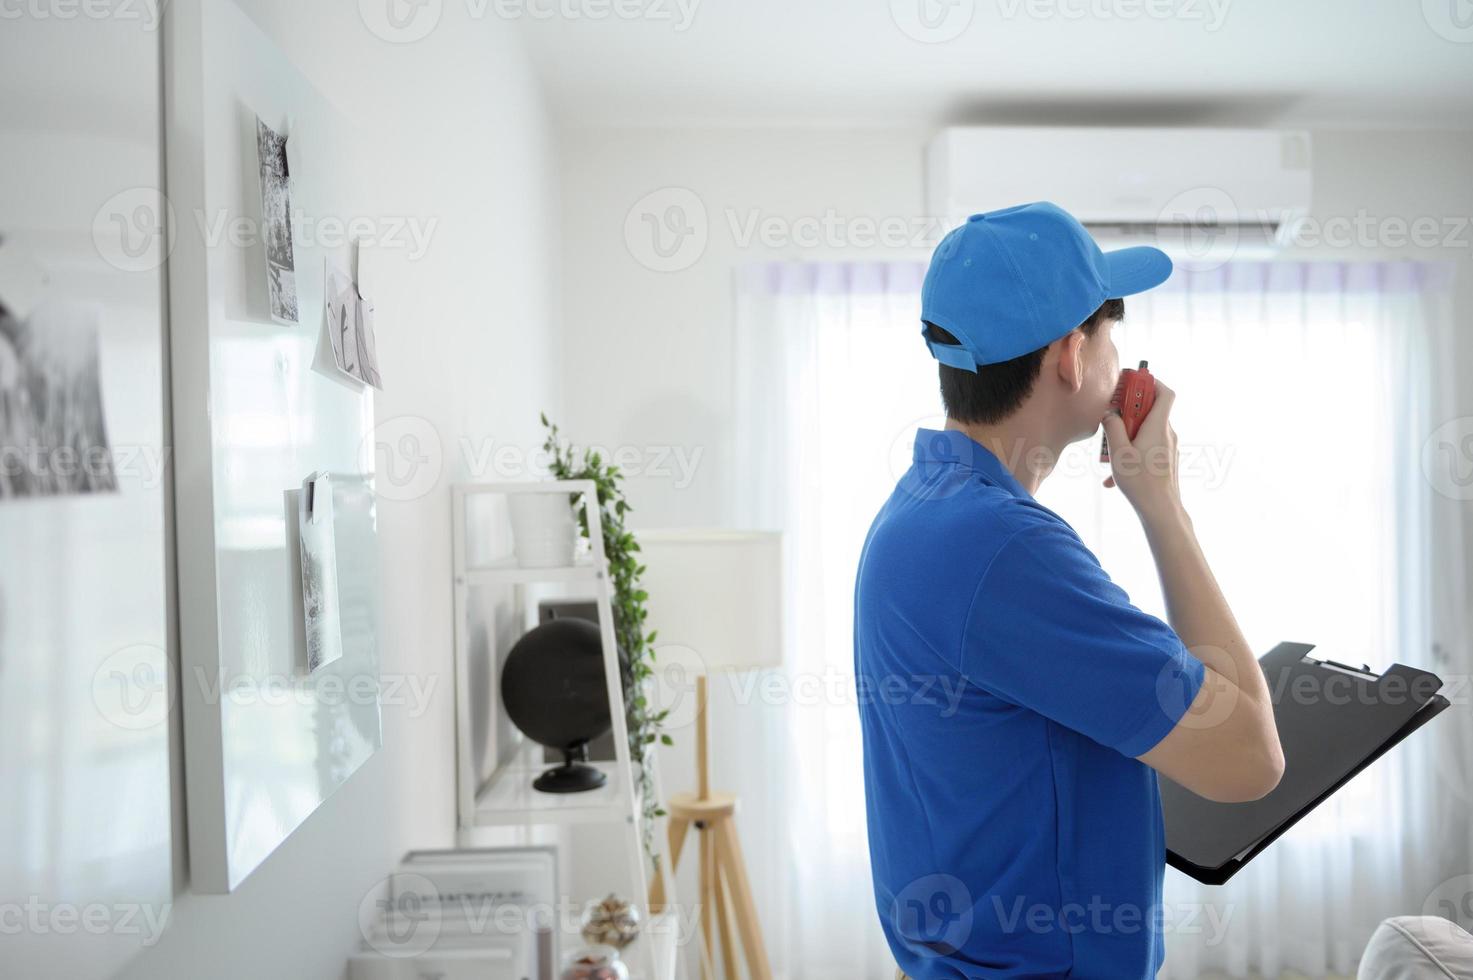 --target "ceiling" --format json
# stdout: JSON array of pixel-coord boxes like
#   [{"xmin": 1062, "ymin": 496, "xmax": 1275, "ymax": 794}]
[{"xmin": 512, "ymin": 0, "xmax": 1473, "ymax": 129}]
